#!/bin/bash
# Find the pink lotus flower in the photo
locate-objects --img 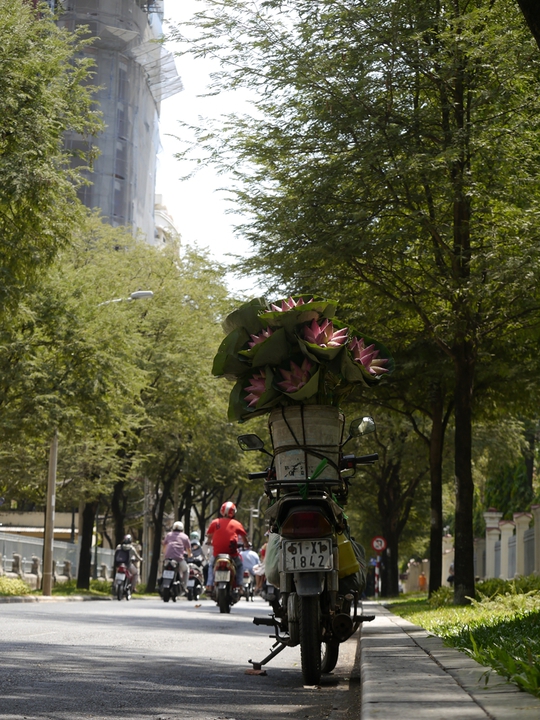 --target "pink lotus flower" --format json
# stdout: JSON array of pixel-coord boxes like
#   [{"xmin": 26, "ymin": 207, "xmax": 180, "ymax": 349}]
[
  {"xmin": 248, "ymin": 327, "xmax": 273, "ymax": 348},
  {"xmin": 303, "ymin": 318, "xmax": 348, "ymax": 348},
  {"xmin": 270, "ymin": 296, "xmax": 313, "ymax": 312},
  {"xmin": 350, "ymin": 337, "xmax": 389, "ymax": 376},
  {"xmin": 244, "ymin": 371, "xmax": 267, "ymax": 407},
  {"xmin": 277, "ymin": 358, "xmax": 313, "ymax": 393}
]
